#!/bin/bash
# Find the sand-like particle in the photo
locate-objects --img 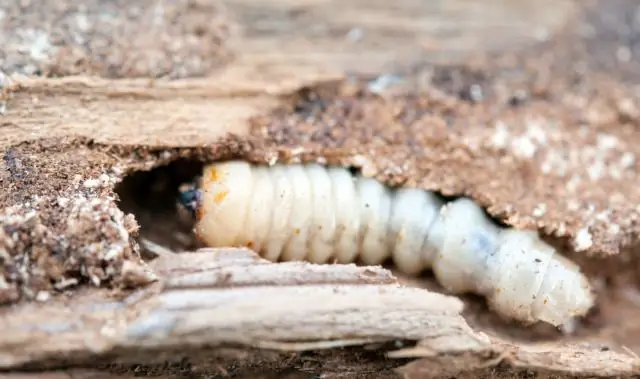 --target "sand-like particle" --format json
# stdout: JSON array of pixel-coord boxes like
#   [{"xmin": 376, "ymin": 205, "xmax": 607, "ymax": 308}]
[{"xmin": 0, "ymin": 0, "xmax": 237, "ymax": 78}]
